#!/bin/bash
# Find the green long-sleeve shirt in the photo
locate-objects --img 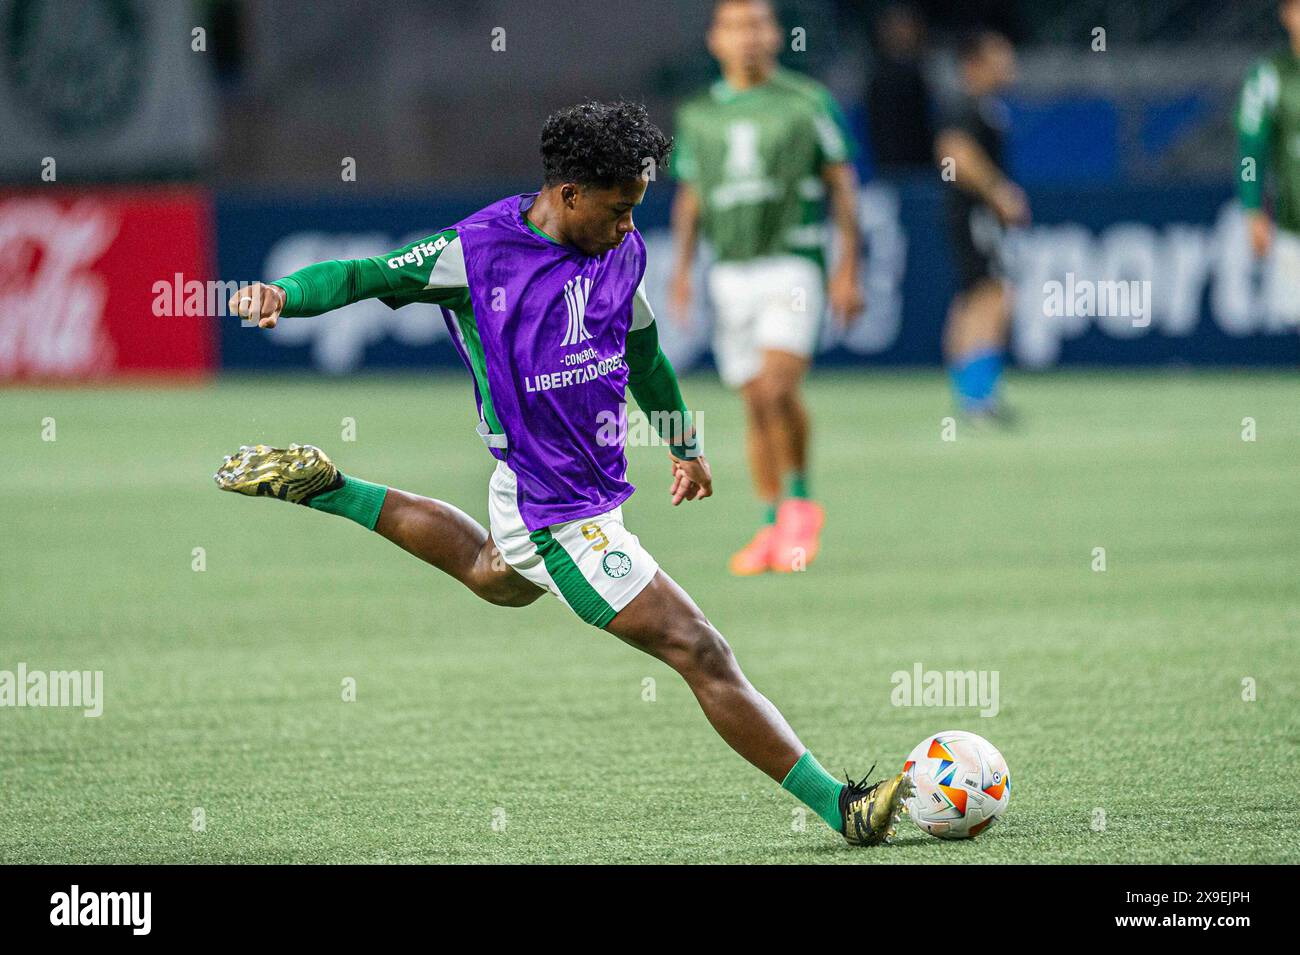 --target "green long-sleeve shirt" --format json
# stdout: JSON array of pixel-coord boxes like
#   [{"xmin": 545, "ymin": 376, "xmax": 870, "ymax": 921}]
[{"xmin": 269, "ymin": 229, "xmax": 699, "ymax": 458}]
